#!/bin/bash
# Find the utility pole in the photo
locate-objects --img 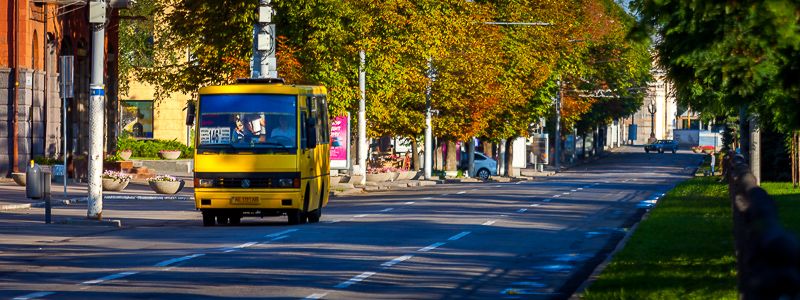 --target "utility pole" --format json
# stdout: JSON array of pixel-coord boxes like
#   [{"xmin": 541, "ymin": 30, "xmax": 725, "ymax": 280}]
[
  {"xmin": 87, "ymin": 0, "xmax": 106, "ymax": 219},
  {"xmin": 554, "ymin": 80, "xmax": 561, "ymax": 172},
  {"xmin": 357, "ymin": 50, "xmax": 367, "ymax": 185},
  {"xmin": 424, "ymin": 58, "xmax": 434, "ymax": 180},
  {"xmin": 253, "ymin": 0, "xmax": 277, "ymax": 78}
]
